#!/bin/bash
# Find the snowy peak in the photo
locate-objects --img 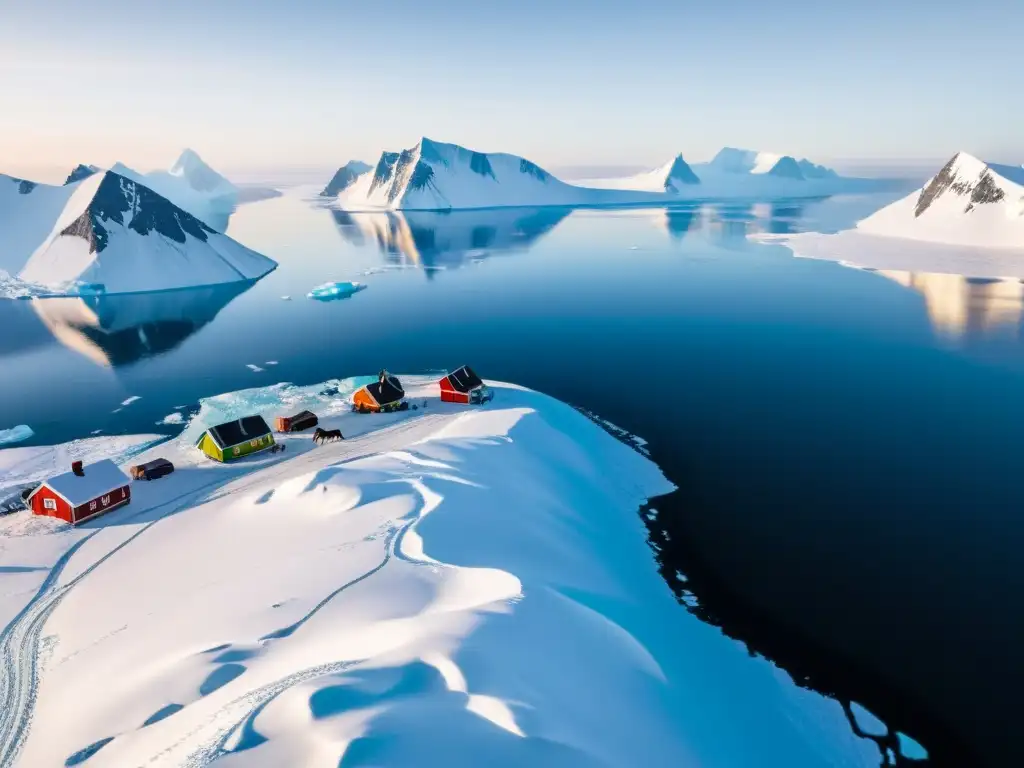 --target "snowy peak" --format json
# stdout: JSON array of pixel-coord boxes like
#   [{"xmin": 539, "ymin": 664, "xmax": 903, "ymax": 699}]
[
  {"xmin": 64, "ymin": 164, "xmax": 100, "ymax": 185},
  {"xmin": 19, "ymin": 169, "xmax": 277, "ymax": 293},
  {"xmin": 709, "ymin": 147, "xmax": 835, "ymax": 181},
  {"xmin": 351, "ymin": 138, "xmax": 562, "ymax": 210},
  {"xmin": 854, "ymin": 152, "xmax": 1024, "ymax": 248},
  {"xmin": 914, "ymin": 152, "xmax": 1023, "ymax": 218},
  {"xmin": 53, "ymin": 170, "xmax": 212, "ymax": 255},
  {"xmin": 766, "ymin": 156, "xmax": 804, "ymax": 180},
  {"xmin": 797, "ymin": 159, "xmax": 838, "ymax": 180},
  {"xmin": 661, "ymin": 154, "xmax": 701, "ymax": 190},
  {"xmin": 320, "ymin": 160, "xmax": 372, "ymax": 197},
  {"xmin": 168, "ymin": 149, "xmax": 235, "ymax": 195}
]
